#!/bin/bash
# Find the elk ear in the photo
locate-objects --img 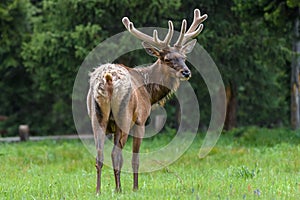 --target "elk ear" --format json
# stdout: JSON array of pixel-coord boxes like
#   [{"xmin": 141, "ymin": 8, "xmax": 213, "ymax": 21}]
[
  {"xmin": 181, "ymin": 39, "xmax": 197, "ymax": 54},
  {"xmin": 142, "ymin": 42, "xmax": 160, "ymax": 57}
]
